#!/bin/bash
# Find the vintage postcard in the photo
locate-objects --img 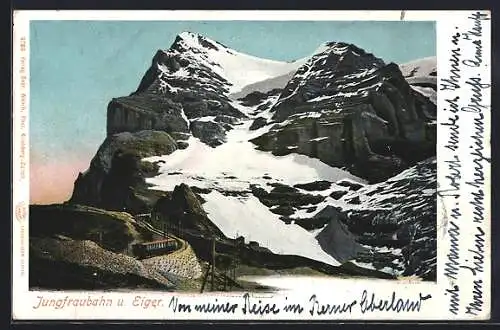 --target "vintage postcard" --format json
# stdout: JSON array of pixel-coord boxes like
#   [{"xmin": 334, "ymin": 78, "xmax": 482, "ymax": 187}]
[{"xmin": 12, "ymin": 10, "xmax": 491, "ymax": 320}]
